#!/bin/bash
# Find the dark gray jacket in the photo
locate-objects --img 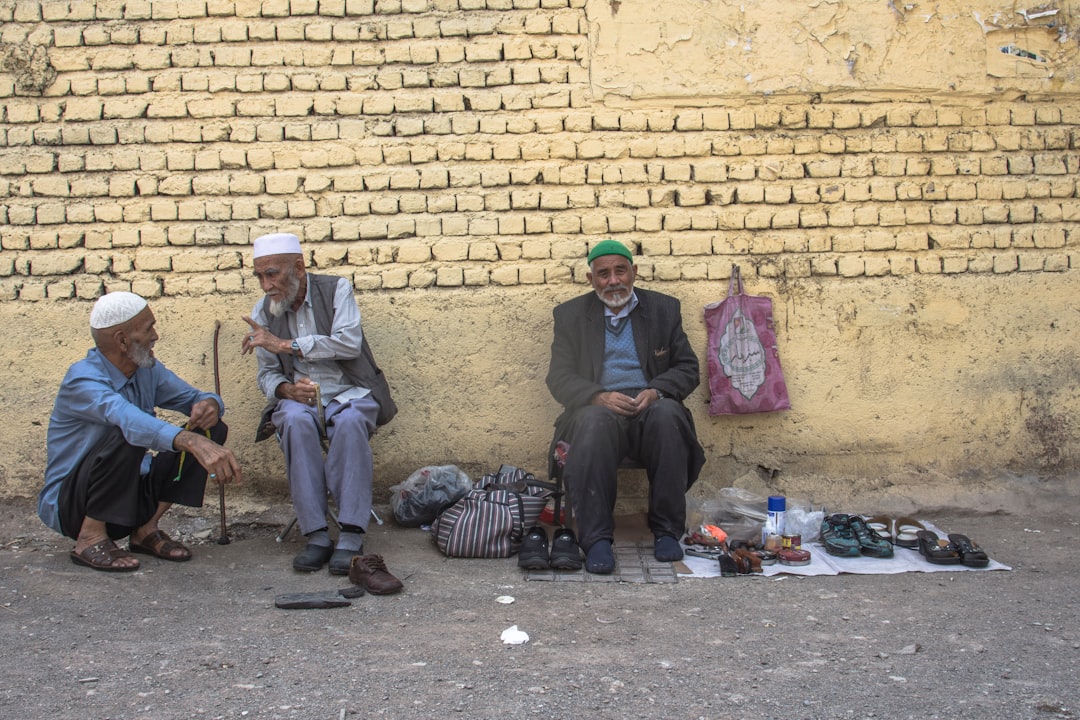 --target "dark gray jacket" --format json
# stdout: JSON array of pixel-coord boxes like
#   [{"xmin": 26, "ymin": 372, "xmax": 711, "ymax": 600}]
[{"xmin": 545, "ymin": 287, "xmax": 705, "ymax": 484}]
